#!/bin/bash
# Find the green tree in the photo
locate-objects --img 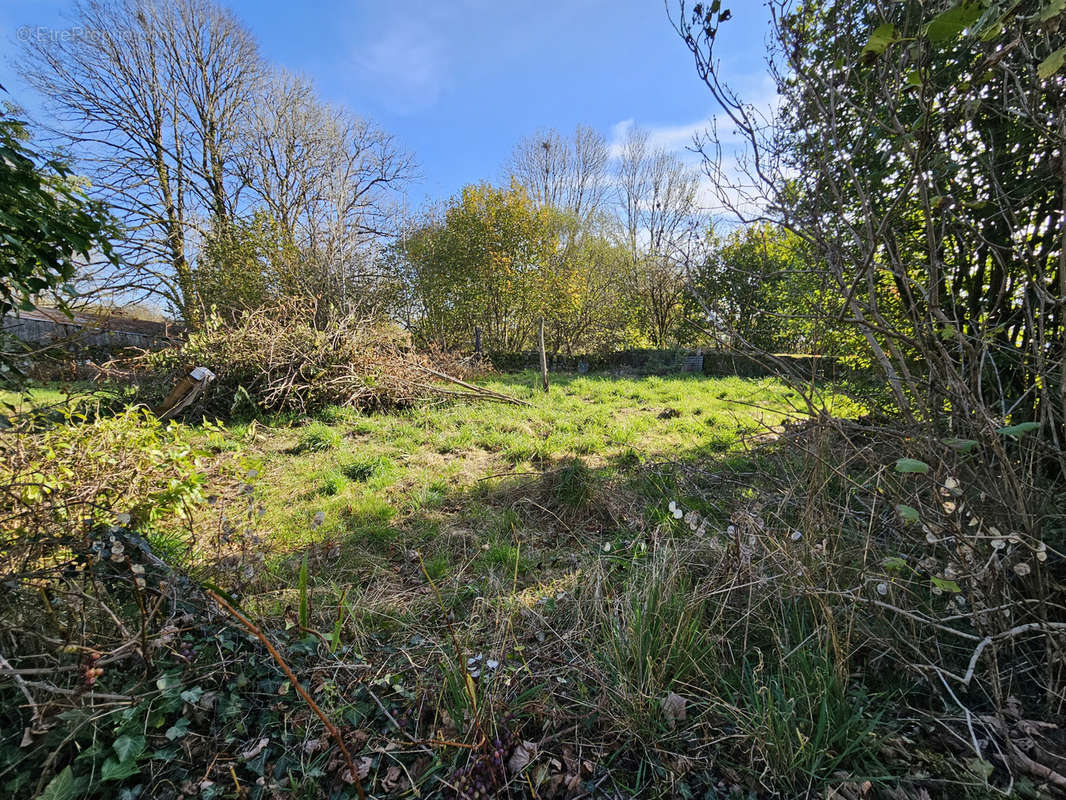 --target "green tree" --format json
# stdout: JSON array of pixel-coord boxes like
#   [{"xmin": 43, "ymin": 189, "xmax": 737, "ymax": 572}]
[
  {"xmin": 192, "ymin": 213, "xmax": 296, "ymax": 322},
  {"xmin": 678, "ymin": 0, "xmax": 1066, "ymax": 433},
  {"xmin": 396, "ymin": 181, "xmax": 561, "ymax": 351},
  {"xmin": 690, "ymin": 224, "xmax": 854, "ymax": 355},
  {"xmin": 0, "ymin": 106, "xmax": 117, "ymax": 340}
]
